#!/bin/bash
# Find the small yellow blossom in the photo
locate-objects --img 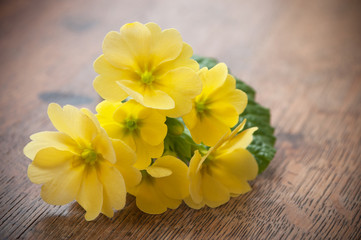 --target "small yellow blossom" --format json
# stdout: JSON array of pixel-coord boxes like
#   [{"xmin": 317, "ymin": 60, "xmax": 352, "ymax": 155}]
[
  {"xmin": 185, "ymin": 120, "xmax": 258, "ymax": 209},
  {"xmin": 24, "ymin": 103, "xmax": 138, "ymax": 220},
  {"xmin": 128, "ymin": 156, "xmax": 189, "ymax": 214},
  {"xmin": 93, "ymin": 22, "xmax": 202, "ymax": 117},
  {"xmin": 183, "ymin": 63, "xmax": 248, "ymax": 146},
  {"xmin": 96, "ymin": 99, "xmax": 167, "ymax": 169}
]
